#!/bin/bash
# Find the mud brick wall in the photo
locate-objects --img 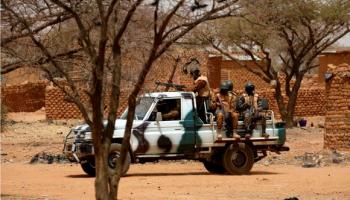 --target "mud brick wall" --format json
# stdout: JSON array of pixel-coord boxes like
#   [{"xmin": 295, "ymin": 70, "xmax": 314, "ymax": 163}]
[
  {"xmin": 45, "ymin": 87, "xmax": 83, "ymax": 119},
  {"xmin": 44, "ymin": 52, "xmax": 326, "ymax": 120},
  {"xmin": 237, "ymin": 87, "xmax": 326, "ymax": 120},
  {"xmin": 1, "ymin": 81, "xmax": 47, "ymax": 112},
  {"xmin": 293, "ymin": 87, "xmax": 326, "ymax": 117},
  {"xmin": 45, "ymin": 87, "xmax": 130, "ymax": 120},
  {"xmin": 319, "ymin": 51, "xmax": 350, "ymax": 83},
  {"xmin": 324, "ymin": 64, "xmax": 350, "ymax": 150}
]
